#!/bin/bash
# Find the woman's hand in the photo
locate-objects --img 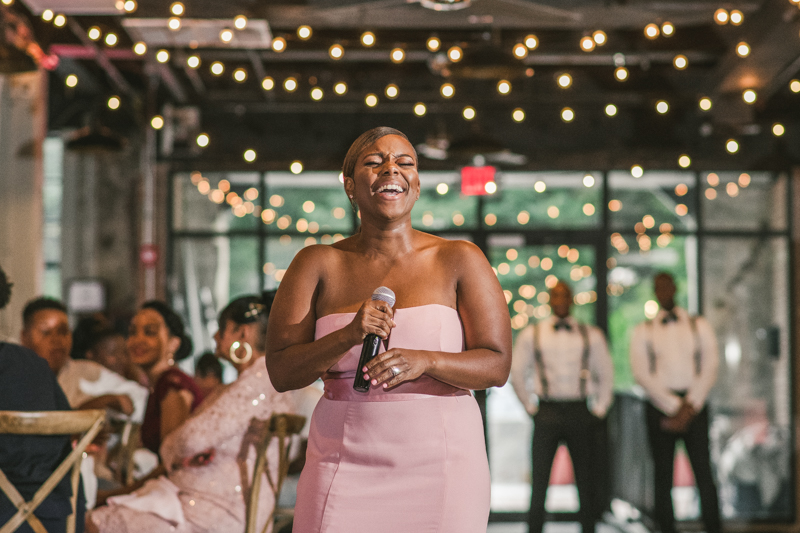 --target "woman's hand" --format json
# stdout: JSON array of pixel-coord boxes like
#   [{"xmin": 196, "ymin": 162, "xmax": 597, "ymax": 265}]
[
  {"xmin": 364, "ymin": 348, "xmax": 434, "ymax": 389},
  {"xmin": 345, "ymin": 298, "xmax": 396, "ymax": 345}
]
